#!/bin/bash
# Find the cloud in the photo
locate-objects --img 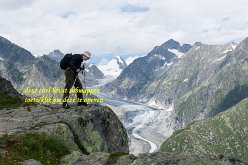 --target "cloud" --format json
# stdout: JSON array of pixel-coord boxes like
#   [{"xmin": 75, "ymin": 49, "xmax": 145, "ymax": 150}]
[
  {"xmin": 0, "ymin": 0, "xmax": 248, "ymax": 63},
  {"xmin": 59, "ymin": 11, "xmax": 76, "ymax": 19},
  {"xmin": 0, "ymin": 0, "xmax": 34, "ymax": 10},
  {"xmin": 121, "ymin": 4, "xmax": 149, "ymax": 13}
]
